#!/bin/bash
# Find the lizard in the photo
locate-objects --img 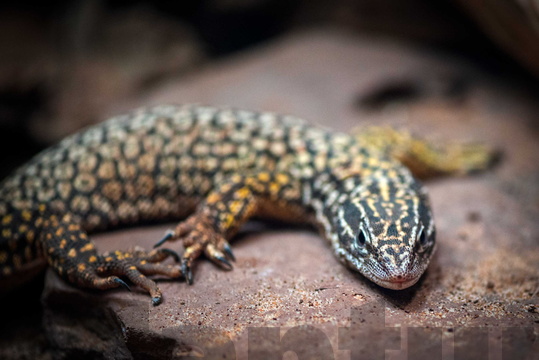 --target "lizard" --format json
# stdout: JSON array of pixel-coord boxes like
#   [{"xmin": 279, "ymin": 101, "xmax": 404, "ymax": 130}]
[{"xmin": 0, "ymin": 104, "xmax": 496, "ymax": 305}]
